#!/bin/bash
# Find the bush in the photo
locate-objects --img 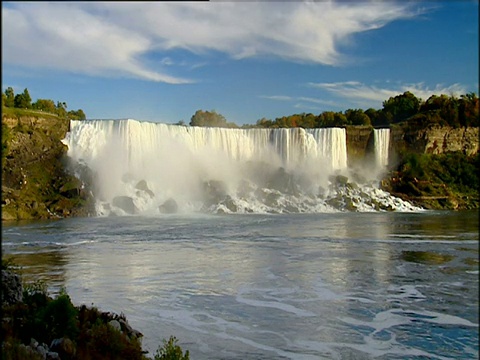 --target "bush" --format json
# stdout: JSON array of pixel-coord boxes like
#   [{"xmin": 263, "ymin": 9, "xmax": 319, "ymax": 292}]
[
  {"xmin": 2, "ymin": 274, "xmax": 191, "ymax": 360},
  {"xmin": 154, "ymin": 336, "xmax": 190, "ymax": 360}
]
